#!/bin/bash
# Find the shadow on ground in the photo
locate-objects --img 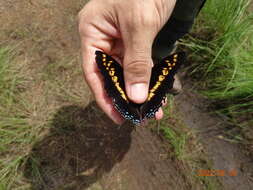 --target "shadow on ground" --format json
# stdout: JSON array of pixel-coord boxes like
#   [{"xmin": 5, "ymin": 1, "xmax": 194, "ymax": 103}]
[{"xmin": 23, "ymin": 102, "xmax": 133, "ymax": 190}]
